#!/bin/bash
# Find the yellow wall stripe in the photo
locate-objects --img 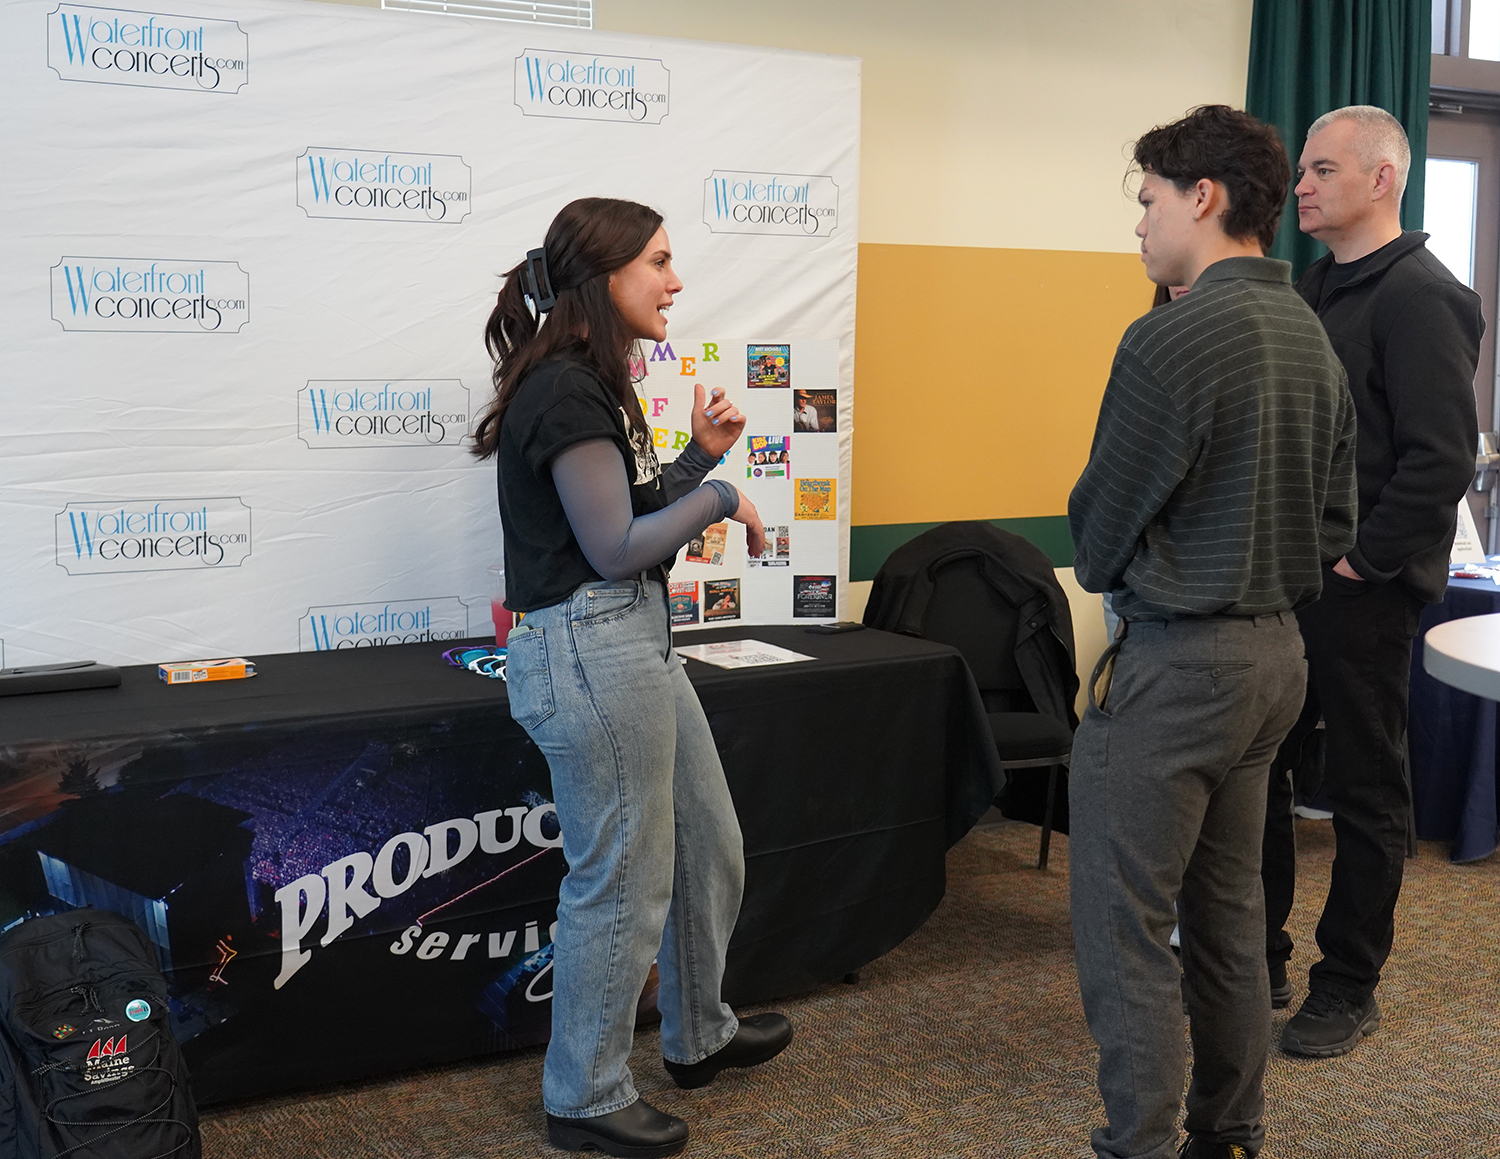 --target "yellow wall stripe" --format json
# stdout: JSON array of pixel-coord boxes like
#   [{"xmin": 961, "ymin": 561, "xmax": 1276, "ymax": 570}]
[{"xmin": 852, "ymin": 243, "xmax": 1154, "ymax": 527}]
